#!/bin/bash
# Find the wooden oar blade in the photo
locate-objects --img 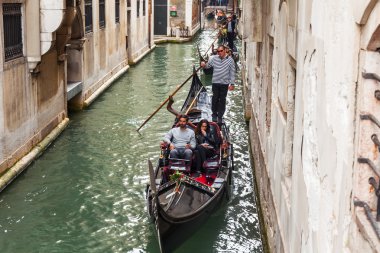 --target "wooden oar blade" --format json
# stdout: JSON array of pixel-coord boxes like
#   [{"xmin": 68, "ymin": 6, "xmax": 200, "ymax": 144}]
[{"xmin": 148, "ymin": 159, "xmax": 157, "ymax": 194}]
